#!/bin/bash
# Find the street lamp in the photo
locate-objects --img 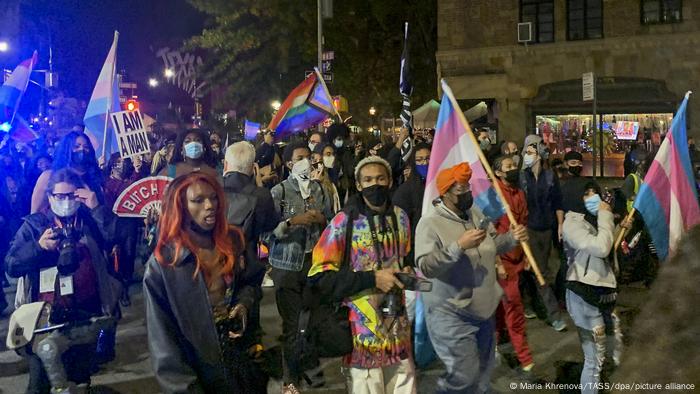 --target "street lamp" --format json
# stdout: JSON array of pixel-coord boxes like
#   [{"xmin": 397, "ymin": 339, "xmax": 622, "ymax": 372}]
[
  {"xmin": 369, "ymin": 107, "xmax": 376, "ymax": 116},
  {"xmin": 164, "ymin": 68, "xmax": 174, "ymax": 78},
  {"xmin": 271, "ymin": 100, "xmax": 281, "ymax": 111},
  {"xmin": 0, "ymin": 42, "xmax": 8, "ymax": 52},
  {"xmin": 148, "ymin": 78, "xmax": 159, "ymax": 87}
]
